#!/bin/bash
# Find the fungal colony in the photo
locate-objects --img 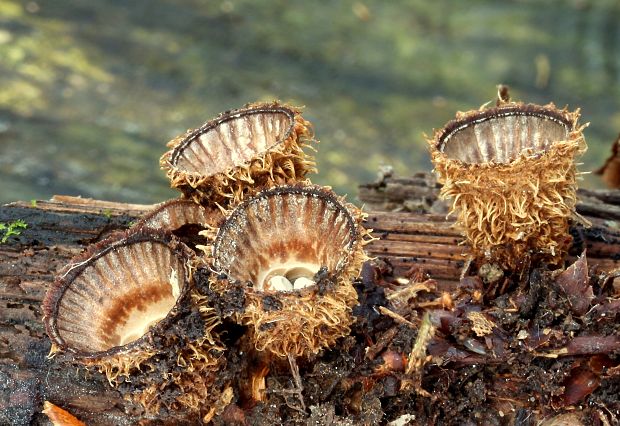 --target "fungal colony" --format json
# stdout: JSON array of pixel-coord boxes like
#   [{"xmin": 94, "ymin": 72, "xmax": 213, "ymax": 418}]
[
  {"xmin": 43, "ymin": 101, "xmax": 370, "ymax": 420},
  {"xmin": 42, "ymin": 97, "xmax": 587, "ymax": 422}
]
